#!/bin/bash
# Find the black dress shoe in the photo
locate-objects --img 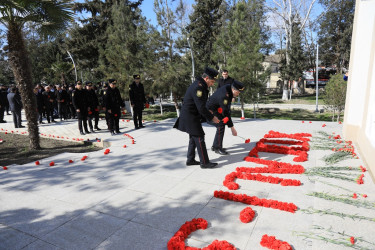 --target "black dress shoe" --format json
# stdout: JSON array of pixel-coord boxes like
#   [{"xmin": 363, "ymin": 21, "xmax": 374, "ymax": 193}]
[
  {"xmin": 80, "ymin": 131, "xmax": 85, "ymax": 135},
  {"xmin": 186, "ymin": 160, "xmax": 200, "ymax": 166},
  {"xmin": 211, "ymin": 146, "xmax": 227, "ymax": 151},
  {"xmin": 95, "ymin": 127, "xmax": 101, "ymax": 131},
  {"xmin": 85, "ymin": 131, "xmax": 91, "ymax": 134},
  {"xmin": 110, "ymin": 131, "xmax": 115, "ymax": 136},
  {"xmin": 215, "ymin": 148, "xmax": 229, "ymax": 155},
  {"xmin": 200, "ymin": 162, "xmax": 218, "ymax": 169},
  {"xmin": 0, "ymin": 120, "xmax": 6, "ymax": 123},
  {"xmin": 135, "ymin": 127, "xmax": 140, "ymax": 130},
  {"xmin": 139, "ymin": 125, "xmax": 145, "ymax": 128},
  {"xmin": 90, "ymin": 129, "xmax": 95, "ymax": 133},
  {"xmin": 19, "ymin": 125, "xmax": 25, "ymax": 128}
]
